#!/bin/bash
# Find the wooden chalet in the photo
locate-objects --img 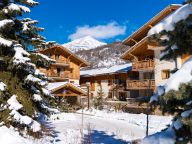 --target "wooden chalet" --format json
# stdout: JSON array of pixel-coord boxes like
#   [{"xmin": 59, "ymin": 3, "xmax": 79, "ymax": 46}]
[
  {"xmin": 39, "ymin": 45, "xmax": 89, "ymax": 104},
  {"xmin": 80, "ymin": 64, "xmax": 141, "ymax": 102},
  {"xmin": 121, "ymin": 4, "xmax": 187, "ymax": 100}
]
